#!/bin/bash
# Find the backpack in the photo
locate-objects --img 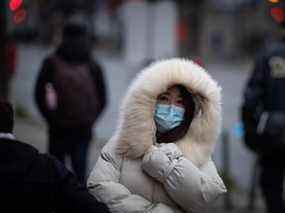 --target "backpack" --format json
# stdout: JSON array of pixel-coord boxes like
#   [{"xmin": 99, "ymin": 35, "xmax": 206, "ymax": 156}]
[
  {"xmin": 50, "ymin": 56, "xmax": 100, "ymax": 128},
  {"xmin": 242, "ymin": 106, "xmax": 285, "ymax": 154}
]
